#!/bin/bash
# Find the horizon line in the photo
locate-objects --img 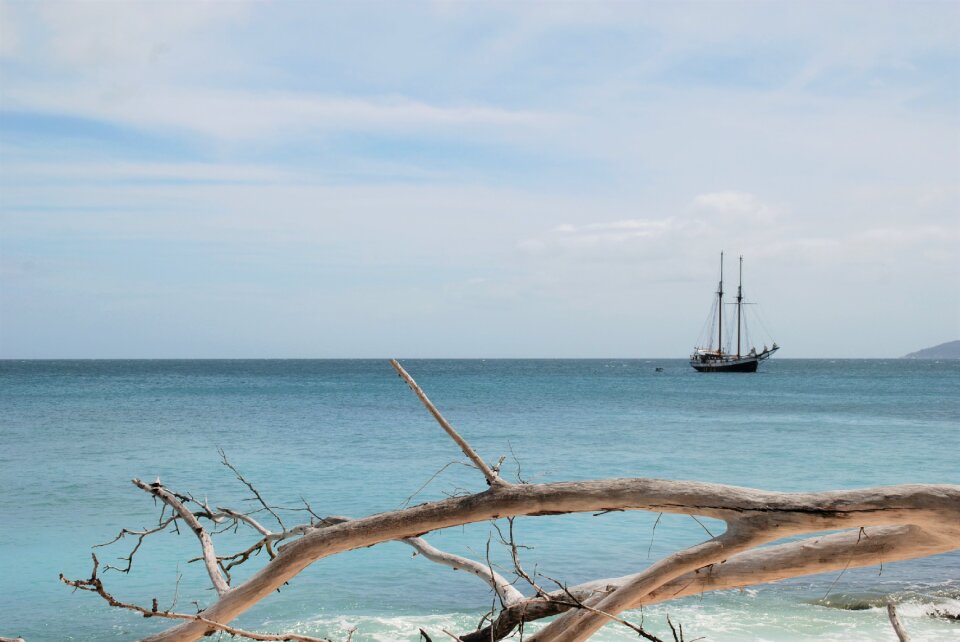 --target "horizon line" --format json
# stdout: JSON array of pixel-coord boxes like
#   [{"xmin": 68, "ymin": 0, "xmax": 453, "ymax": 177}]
[{"xmin": 0, "ymin": 356, "xmax": 947, "ymax": 361}]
